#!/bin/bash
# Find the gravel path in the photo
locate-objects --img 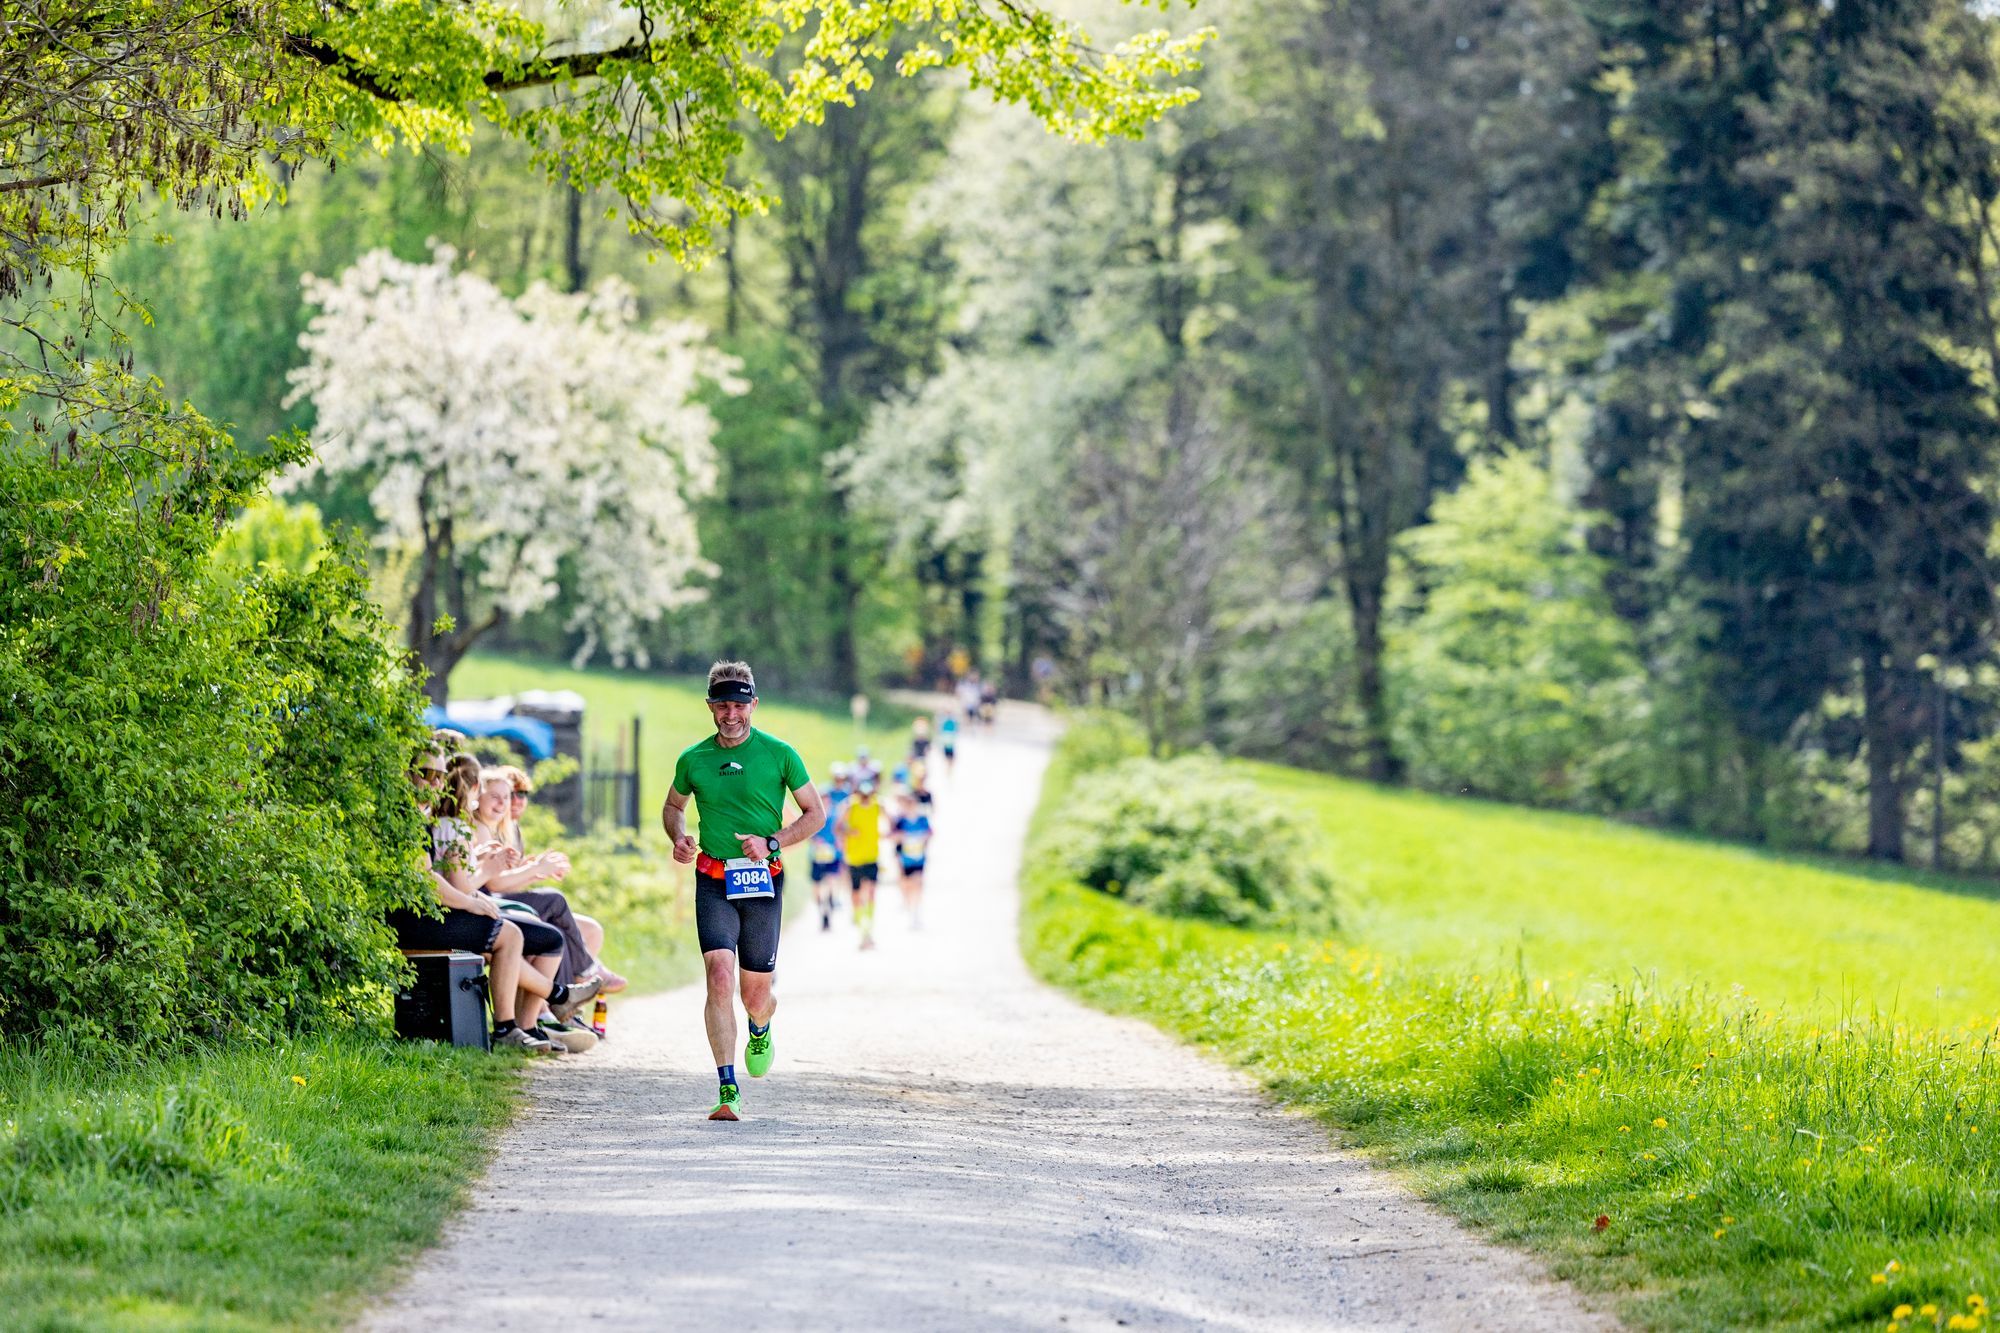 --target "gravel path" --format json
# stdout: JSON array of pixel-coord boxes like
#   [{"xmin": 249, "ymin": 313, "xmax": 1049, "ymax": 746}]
[{"xmin": 367, "ymin": 718, "xmax": 1615, "ymax": 1331}]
